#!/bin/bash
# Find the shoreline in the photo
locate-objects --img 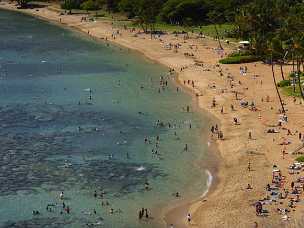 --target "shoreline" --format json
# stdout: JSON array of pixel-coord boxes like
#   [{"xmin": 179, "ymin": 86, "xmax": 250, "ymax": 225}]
[
  {"xmin": 164, "ymin": 61, "xmax": 222, "ymax": 228},
  {"xmin": 0, "ymin": 4, "xmax": 218, "ymax": 227},
  {"xmin": 2, "ymin": 2, "xmax": 304, "ymax": 228}
]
